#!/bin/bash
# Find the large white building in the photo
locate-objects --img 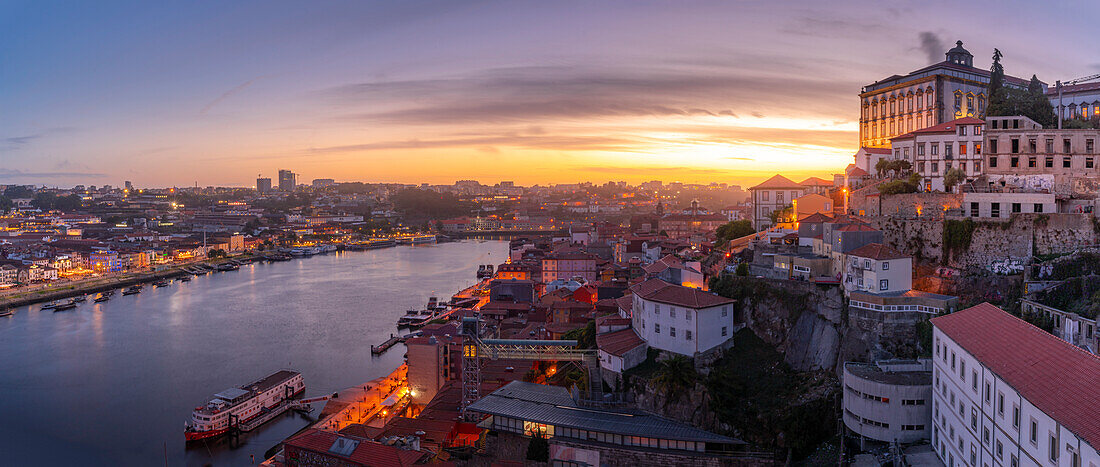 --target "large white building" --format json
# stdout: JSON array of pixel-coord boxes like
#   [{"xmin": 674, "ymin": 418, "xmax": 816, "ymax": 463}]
[
  {"xmin": 889, "ymin": 117, "xmax": 986, "ymax": 192},
  {"xmin": 843, "ymin": 360, "xmax": 933, "ymax": 444},
  {"xmin": 628, "ymin": 278, "xmax": 737, "ymax": 357},
  {"xmin": 930, "ymin": 303, "xmax": 1100, "ymax": 467},
  {"xmin": 843, "ymin": 243, "xmax": 912, "ymax": 295}
]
